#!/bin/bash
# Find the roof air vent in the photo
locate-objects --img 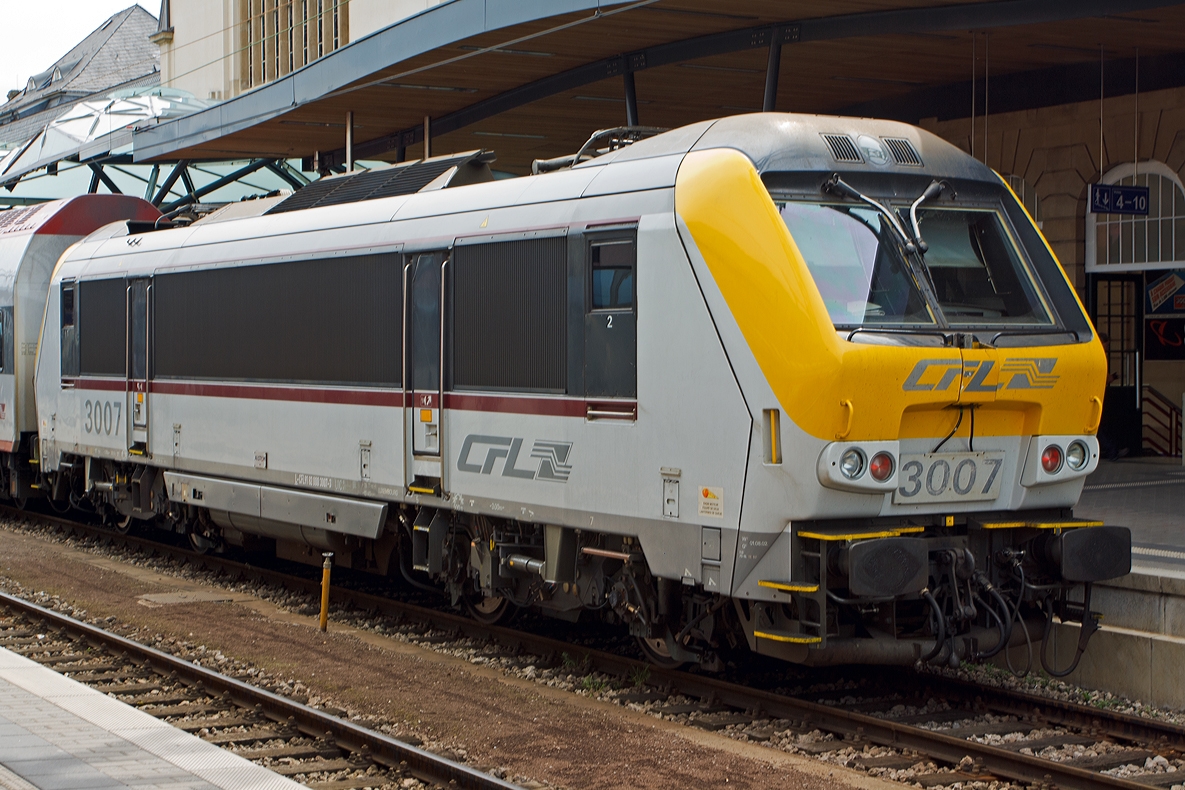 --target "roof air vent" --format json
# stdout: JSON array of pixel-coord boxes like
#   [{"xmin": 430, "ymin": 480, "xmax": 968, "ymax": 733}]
[
  {"xmin": 883, "ymin": 137, "xmax": 922, "ymax": 166},
  {"xmin": 822, "ymin": 134, "xmax": 862, "ymax": 164}
]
